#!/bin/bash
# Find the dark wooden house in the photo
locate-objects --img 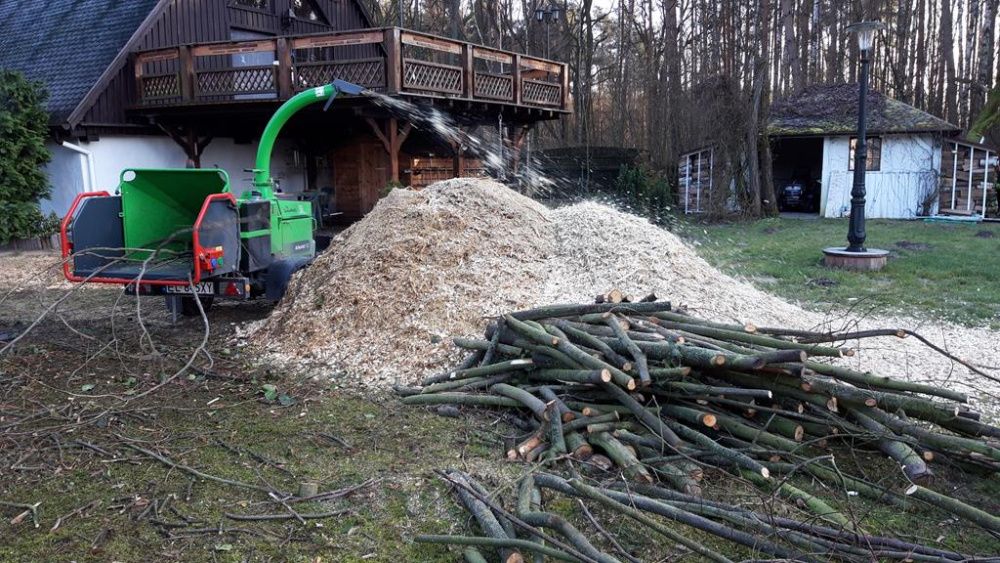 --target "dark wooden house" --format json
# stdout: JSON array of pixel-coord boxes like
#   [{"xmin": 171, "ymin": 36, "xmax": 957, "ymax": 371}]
[{"xmin": 0, "ymin": 0, "xmax": 569, "ymax": 219}]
